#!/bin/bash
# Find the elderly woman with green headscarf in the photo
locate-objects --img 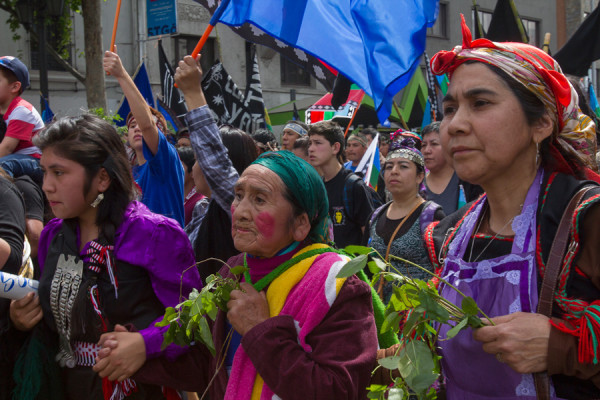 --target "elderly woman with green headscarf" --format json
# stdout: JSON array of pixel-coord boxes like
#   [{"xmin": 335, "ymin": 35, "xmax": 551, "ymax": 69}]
[{"xmin": 95, "ymin": 150, "xmax": 378, "ymax": 400}]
